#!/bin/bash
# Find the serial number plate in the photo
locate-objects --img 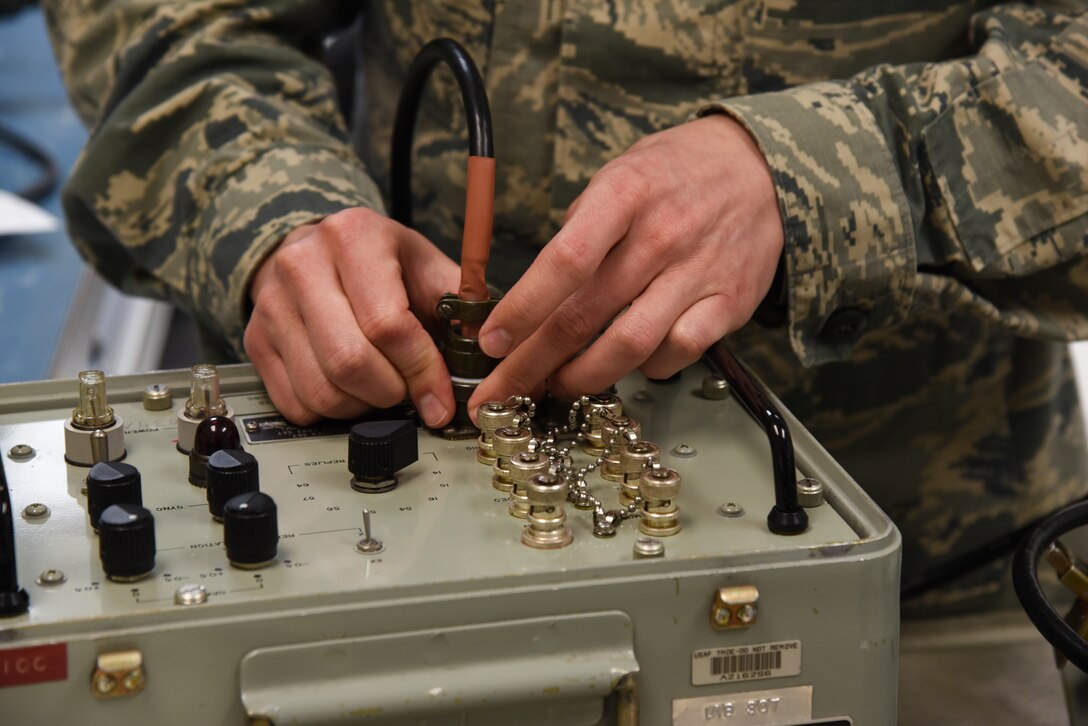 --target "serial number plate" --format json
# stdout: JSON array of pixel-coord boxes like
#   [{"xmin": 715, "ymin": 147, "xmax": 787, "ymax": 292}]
[
  {"xmin": 673, "ymin": 685, "xmax": 812, "ymax": 725},
  {"xmin": 692, "ymin": 640, "xmax": 801, "ymax": 686}
]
